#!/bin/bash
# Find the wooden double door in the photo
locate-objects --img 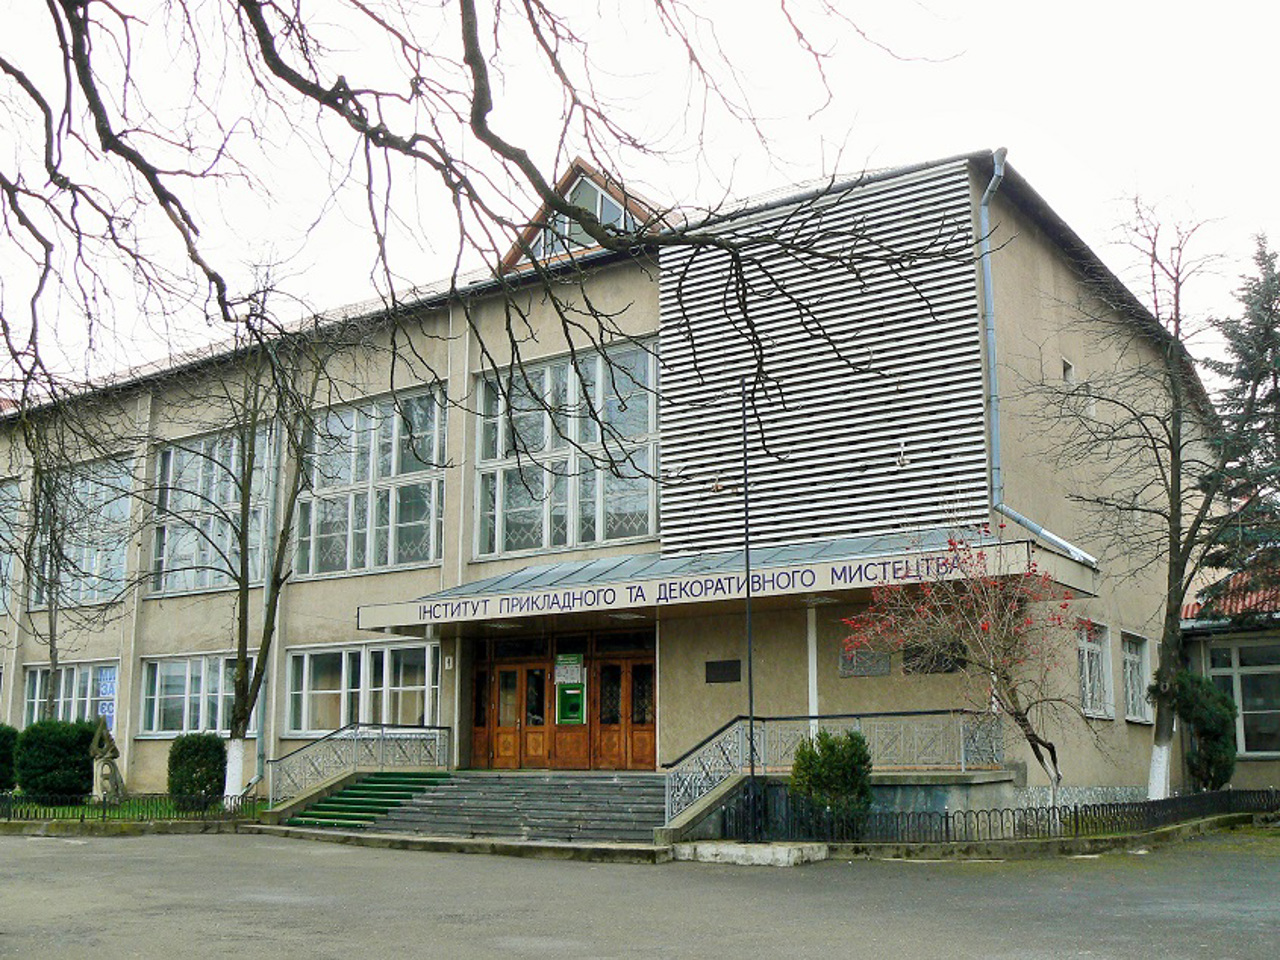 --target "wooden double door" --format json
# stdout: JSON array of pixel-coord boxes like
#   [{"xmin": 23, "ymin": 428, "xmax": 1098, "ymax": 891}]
[{"xmin": 475, "ymin": 657, "xmax": 655, "ymax": 771}]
